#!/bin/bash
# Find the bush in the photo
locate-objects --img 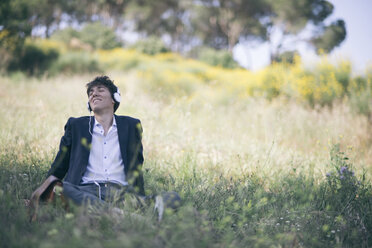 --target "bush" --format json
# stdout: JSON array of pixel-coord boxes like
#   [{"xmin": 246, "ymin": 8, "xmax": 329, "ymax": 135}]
[
  {"xmin": 130, "ymin": 36, "xmax": 169, "ymax": 55},
  {"xmin": 7, "ymin": 41, "xmax": 59, "ymax": 76},
  {"xmin": 138, "ymin": 65, "xmax": 202, "ymax": 99},
  {"xmin": 348, "ymin": 72, "xmax": 372, "ymax": 122},
  {"xmin": 272, "ymin": 51, "xmax": 299, "ymax": 64},
  {"xmin": 320, "ymin": 144, "xmax": 372, "ymax": 246},
  {"xmin": 50, "ymin": 27, "xmax": 80, "ymax": 45},
  {"xmin": 50, "ymin": 52, "xmax": 102, "ymax": 75},
  {"xmin": 0, "ymin": 48, "xmax": 13, "ymax": 73},
  {"xmin": 97, "ymin": 48, "xmax": 142, "ymax": 71},
  {"xmin": 51, "ymin": 22, "xmax": 122, "ymax": 50},
  {"xmin": 79, "ymin": 22, "xmax": 122, "ymax": 50},
  {"xmin": 195, "ymin": 47, "xmax": 240, "ymax": 69}
]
